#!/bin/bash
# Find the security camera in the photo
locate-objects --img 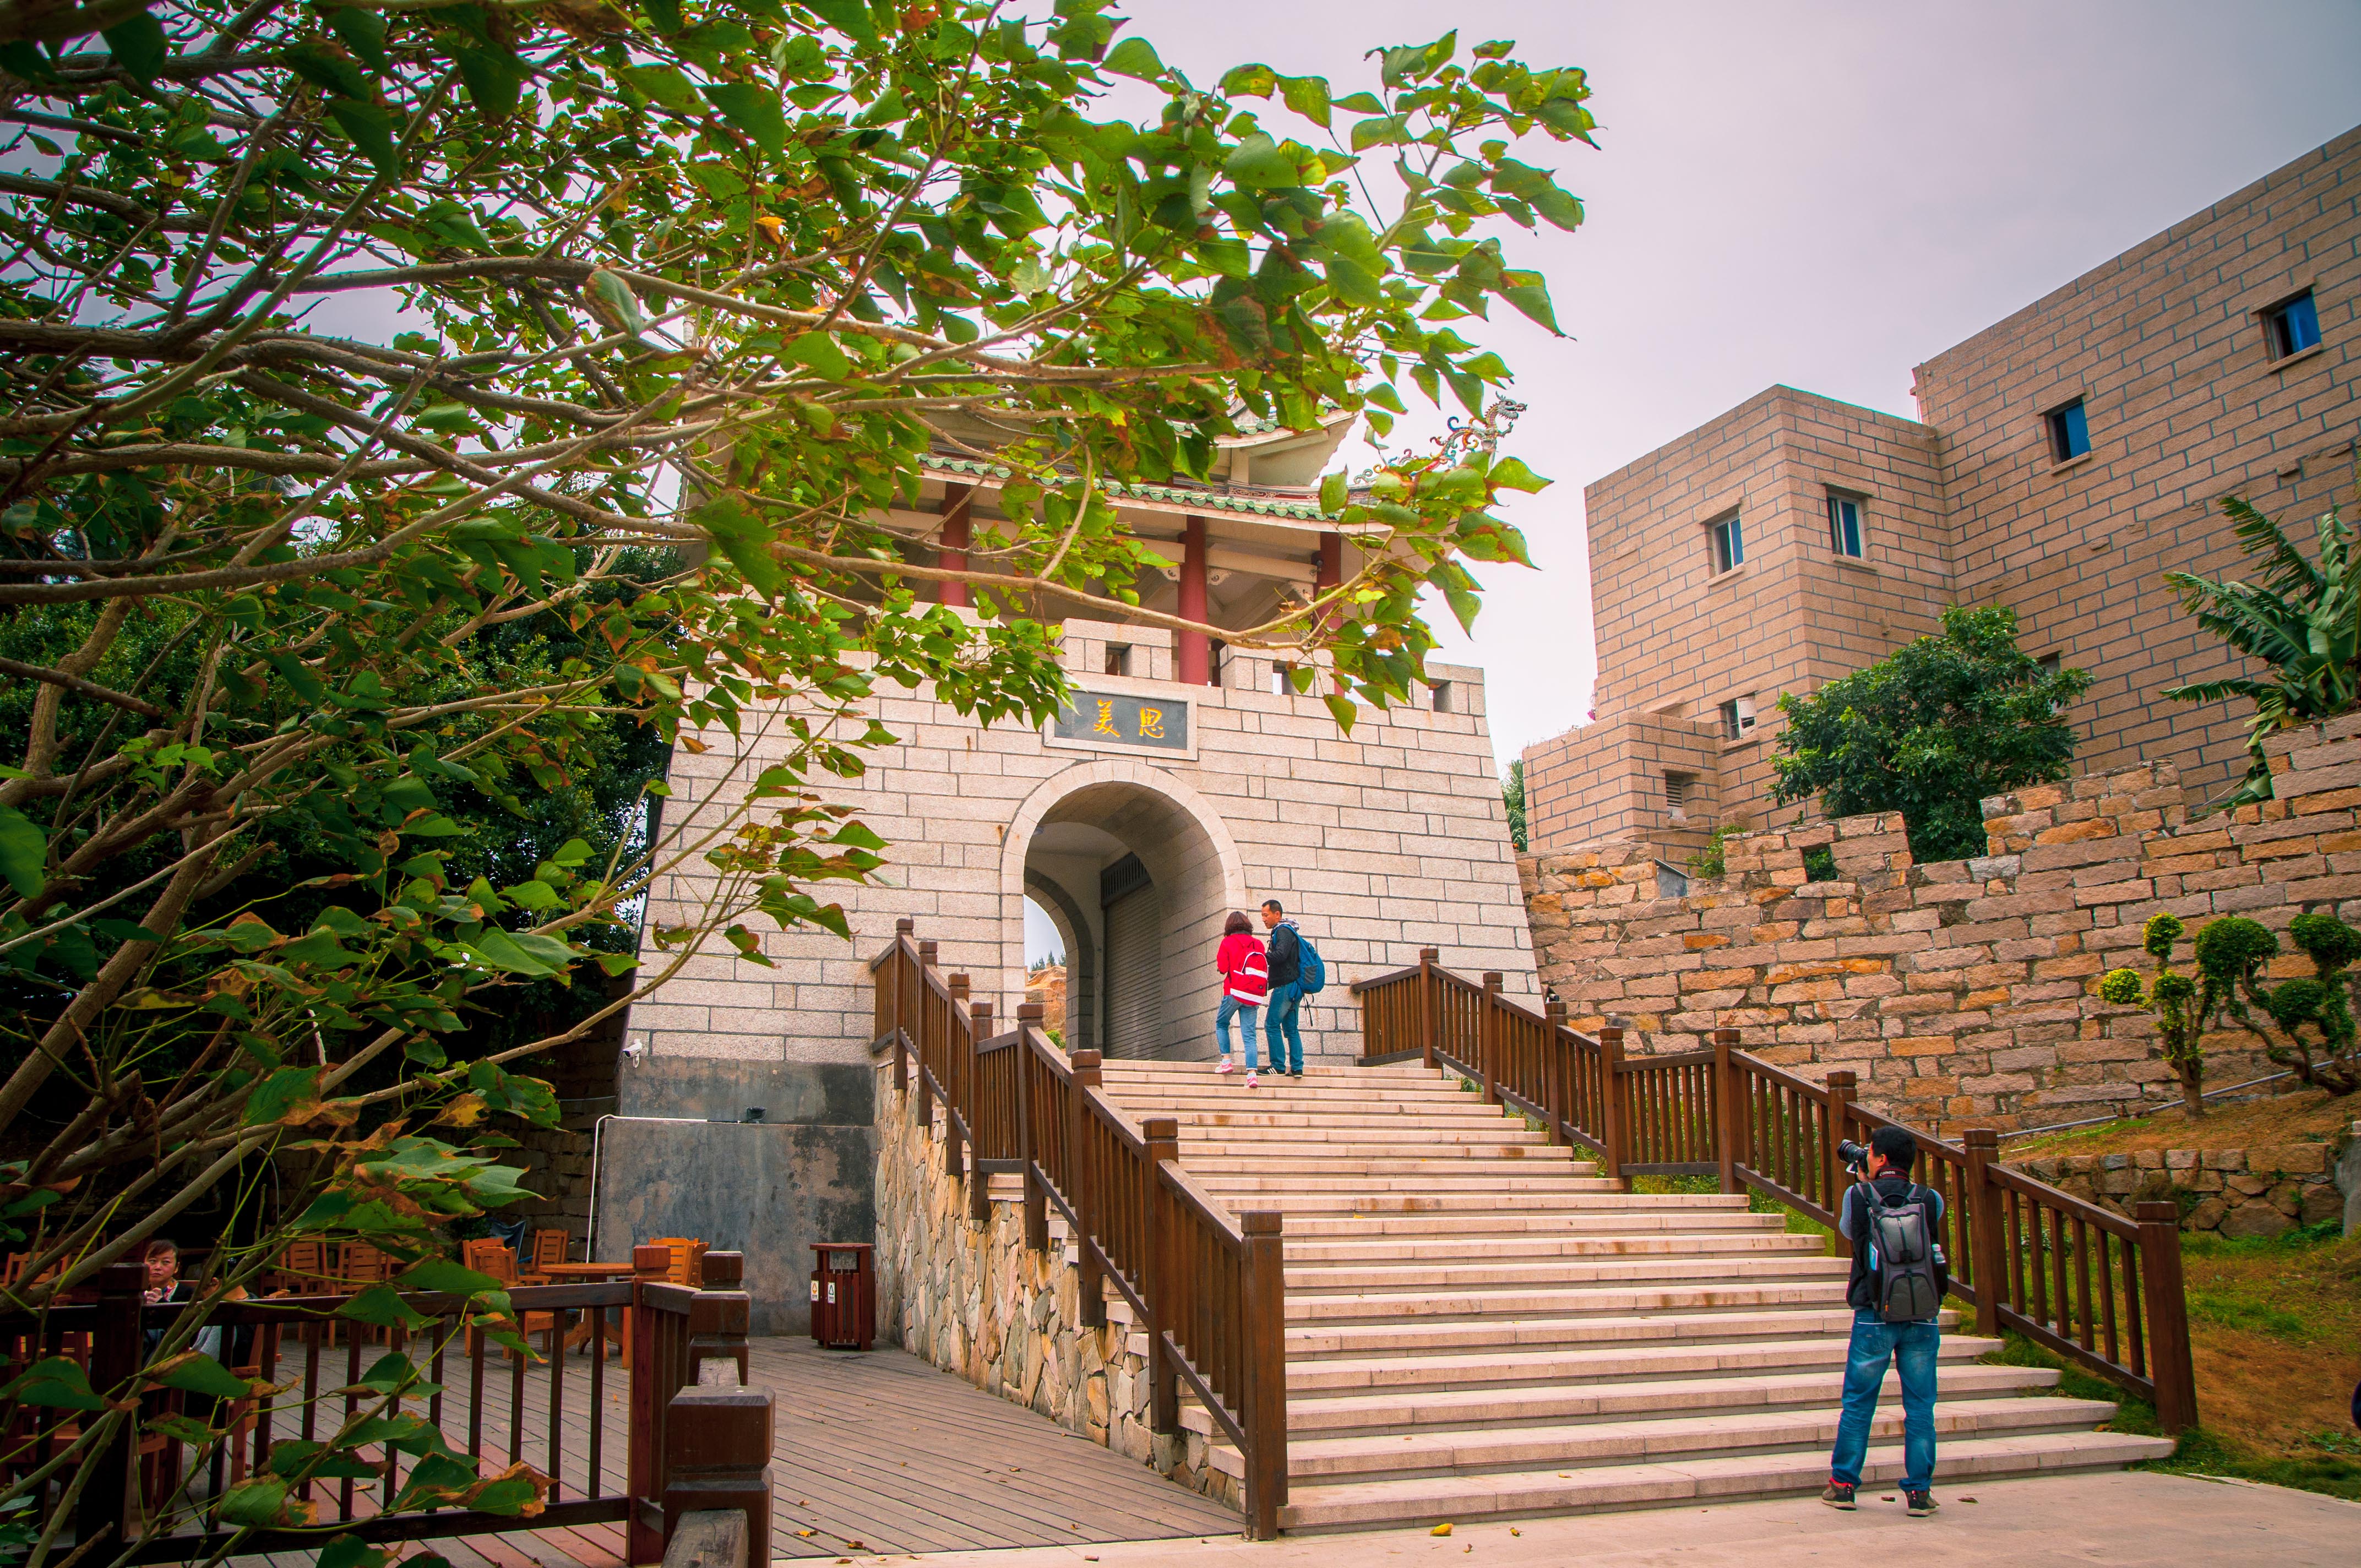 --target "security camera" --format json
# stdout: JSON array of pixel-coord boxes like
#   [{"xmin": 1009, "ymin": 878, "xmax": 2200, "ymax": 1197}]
[{"xmin": 622, "ymin": 1032, "xmax": 650, "ymax": 1067}]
